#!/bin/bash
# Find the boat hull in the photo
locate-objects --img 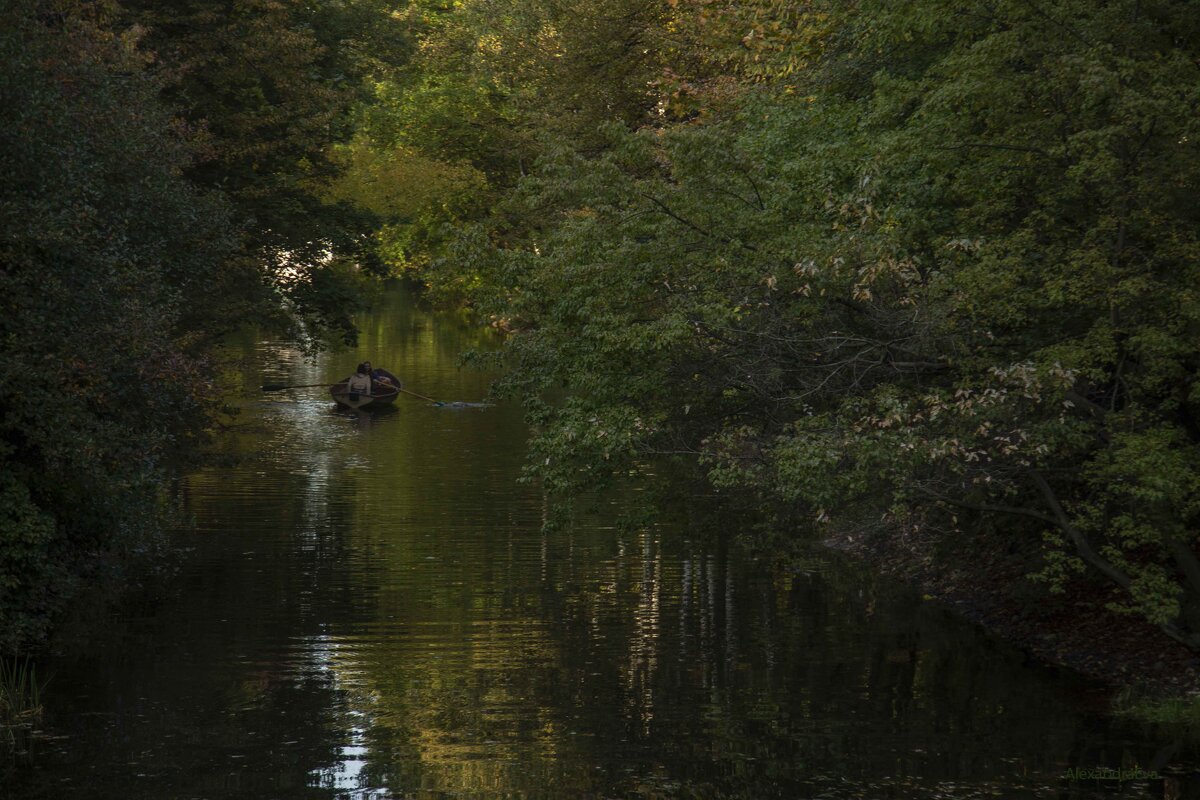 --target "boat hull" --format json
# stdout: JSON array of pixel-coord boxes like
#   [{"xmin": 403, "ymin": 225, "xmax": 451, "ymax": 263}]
[{"xmin": 330, "ymin": 372, "xmax": 401, "ymax": 410}]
